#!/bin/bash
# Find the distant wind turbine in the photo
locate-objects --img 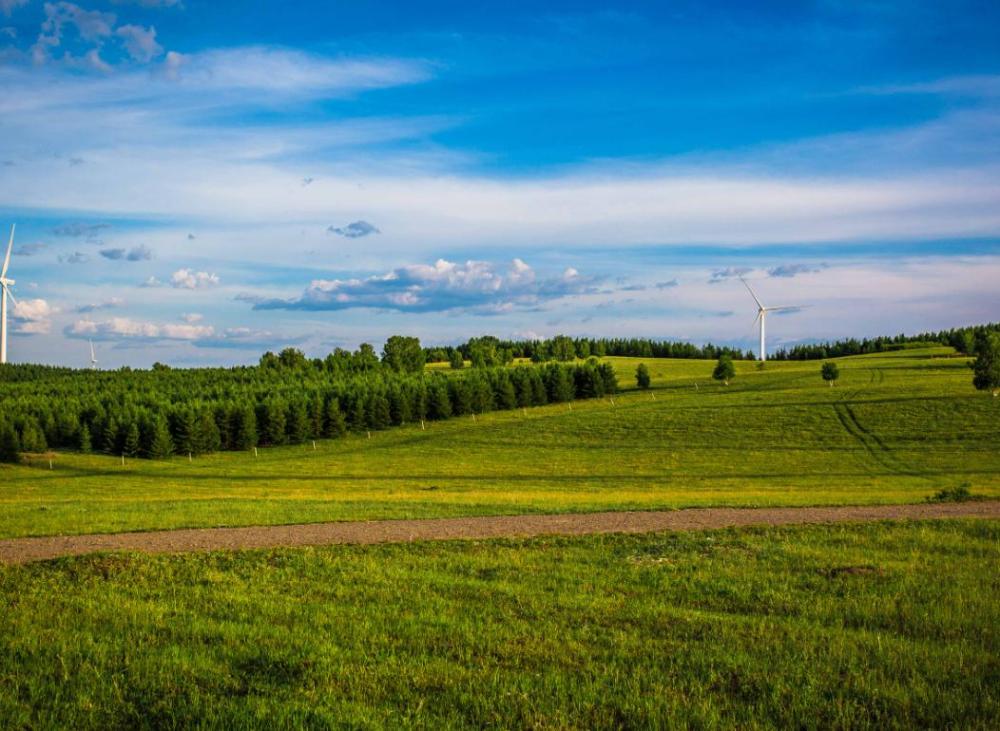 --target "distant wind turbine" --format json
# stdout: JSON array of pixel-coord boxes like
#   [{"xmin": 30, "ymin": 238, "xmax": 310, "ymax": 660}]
[
  {"xmin": 89, "ymin": 339, "xmax": 98, "ymax": 370},
  {"xmin": 1, "ymin": 224, "xmax": 17, "ymax": 365},
  {"xmin": 740, "ymin": 276, "xmax": 801, "ymax": 362}
]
